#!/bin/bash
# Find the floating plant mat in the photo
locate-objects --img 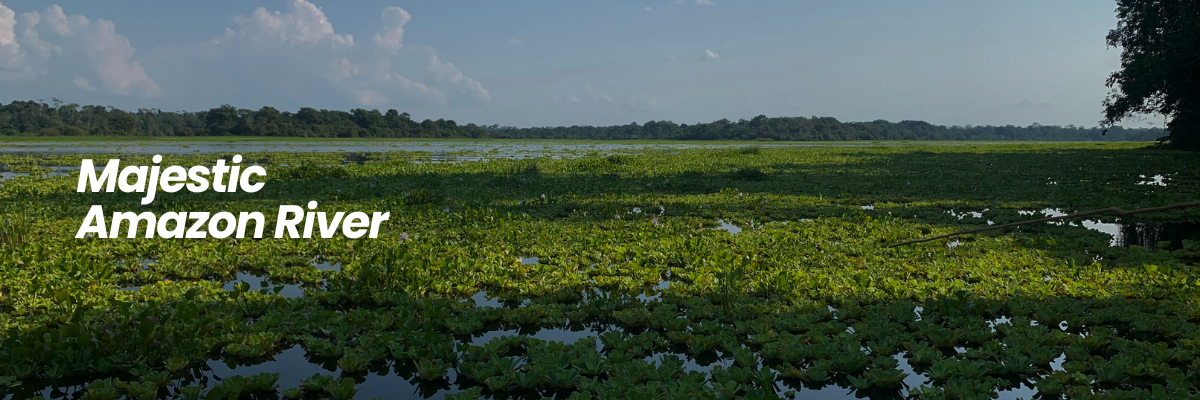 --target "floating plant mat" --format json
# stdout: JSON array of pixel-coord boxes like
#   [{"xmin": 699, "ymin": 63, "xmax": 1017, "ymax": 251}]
[{"xmin": 2, "ymin": 142, "xmax": 1200, "ymax": 399}]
